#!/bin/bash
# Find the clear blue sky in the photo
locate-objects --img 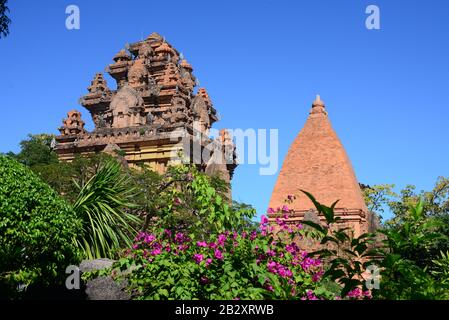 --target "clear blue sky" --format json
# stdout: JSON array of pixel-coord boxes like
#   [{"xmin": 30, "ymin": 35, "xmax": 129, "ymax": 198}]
[{"xmin": 1, "ymin": 0, "xmax": 448, "ymax": 220}]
